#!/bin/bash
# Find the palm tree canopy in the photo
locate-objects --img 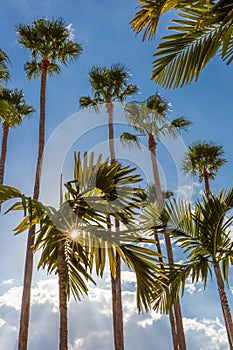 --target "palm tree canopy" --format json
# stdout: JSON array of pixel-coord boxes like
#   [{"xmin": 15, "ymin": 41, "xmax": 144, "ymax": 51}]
[
  {"xmin": 65, "ymin": 152, "xmax": 147, "ymax": 226},
  {"xmin": 182, "ymin": 141, "xmax": 226, "ymax": 181},
  {"xmin": 123, "ymin": 93, "xmax": 191, "ymax": 140},
  {"xmin": 0, "ymin": 153, "xmax": 167, "ymax": 312},
  {"xmin": 0, "ymin": 88, "xmax": 34, "ymax": 127},
  {"xmin": 16, "ymin": 18, "xmax": 82, "ymax": 79},
  {"xmin": 0, "ymin": 49, "xmax": 10, "ymax": 84},
  {"xmin": 79, "ymin": 64, "xmax": 139, "ymax": 106},
  {"xmin": 140, "ymin": 189, "xmax": 233, "ymax": 312},
  {"xmin": 132, "ymin": 0, "xmax": 233, "ymax": 88}
]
